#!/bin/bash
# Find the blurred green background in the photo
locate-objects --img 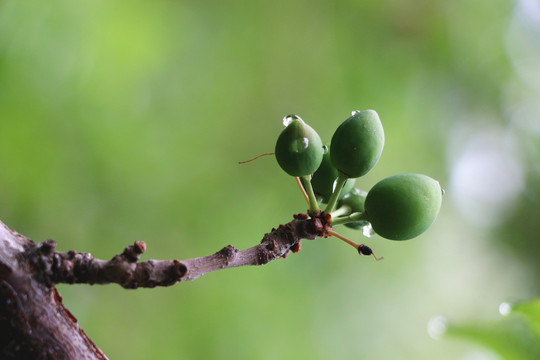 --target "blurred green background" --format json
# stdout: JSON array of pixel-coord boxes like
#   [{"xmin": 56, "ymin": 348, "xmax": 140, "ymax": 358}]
[{"xmin": 1, "ymin": 0, "xmax": 539, "ymax": 359}]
